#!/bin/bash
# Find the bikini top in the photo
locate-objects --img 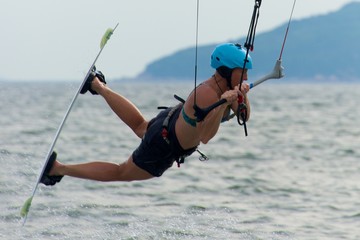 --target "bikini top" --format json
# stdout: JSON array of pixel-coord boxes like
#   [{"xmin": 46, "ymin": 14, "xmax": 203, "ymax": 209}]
[
  {"xmin": 181, "ymin": 105, "xmax": 232, "ymax": 127},
  {"xmin": 182, "ymin": 107, "xmax": 197, "ymax": 127}
]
